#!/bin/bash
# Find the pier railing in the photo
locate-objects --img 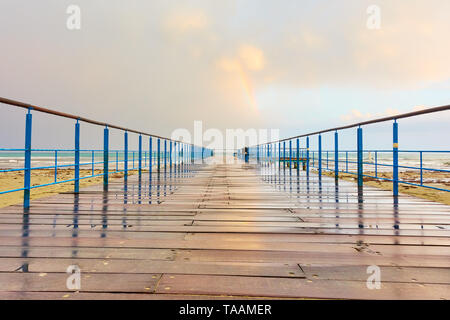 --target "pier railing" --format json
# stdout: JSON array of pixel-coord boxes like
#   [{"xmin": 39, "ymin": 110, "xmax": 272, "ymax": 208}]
[
  {"xmin": 0, "ymin": 97, "xmax": 212, "ymax": 208},
  {"xmin": 241, "ymin": 104, "xmax": 450, "ymax": 196}
]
